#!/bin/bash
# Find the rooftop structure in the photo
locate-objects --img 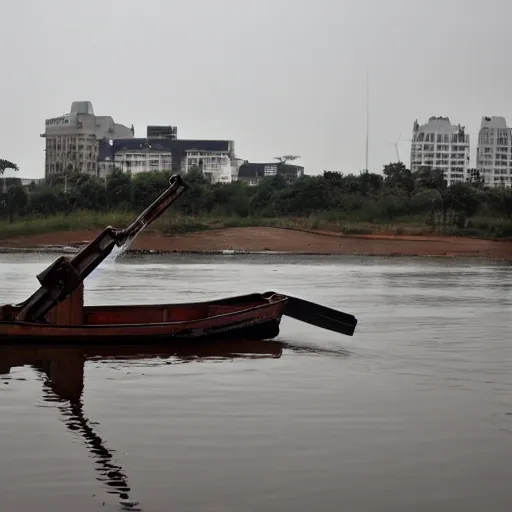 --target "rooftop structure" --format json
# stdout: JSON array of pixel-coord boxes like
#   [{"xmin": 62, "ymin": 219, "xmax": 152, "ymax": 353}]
[{"xmin": 146, "ymin": 125, "xmax": 178, "ymax": 139}]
